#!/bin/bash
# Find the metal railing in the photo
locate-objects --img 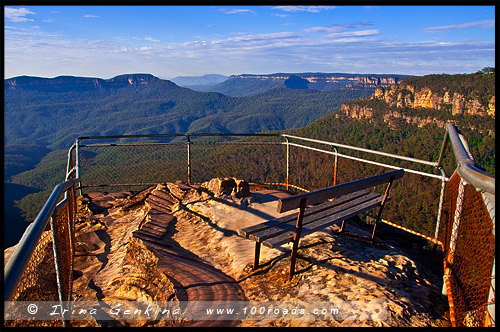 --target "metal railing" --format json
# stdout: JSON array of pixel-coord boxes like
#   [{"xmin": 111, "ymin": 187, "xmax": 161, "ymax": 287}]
[
  {"xmin": 437, "ymin": 124, "xmax": 495, "ymax": 327},
  {"xmin": 77, "ymin": 133, "xmax": 282, "ymax": 187},
  {"xmin": 4, "ymin": 178, "xmax": 79, "ymax": 327},
  {"xmin": 76, "ymin": 132, "xmax": 448, "ymax": 240},
  {"xmin": 4, "ymin": 124, "xmax": 494, "ymax": 327},
  {"xmin": 4, "ymin": 144, "xmax": 80, "ymax": 326}
]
